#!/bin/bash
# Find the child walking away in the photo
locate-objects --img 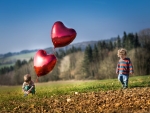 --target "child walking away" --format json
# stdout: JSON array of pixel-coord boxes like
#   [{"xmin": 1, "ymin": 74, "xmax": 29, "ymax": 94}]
[
  {"xmin": 116, "ymin": 48, "xmax": 134, "ymax": 89},
  {"xmin": 22, "ymin": 74, "xmax": 35, "ymax": 96}
]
